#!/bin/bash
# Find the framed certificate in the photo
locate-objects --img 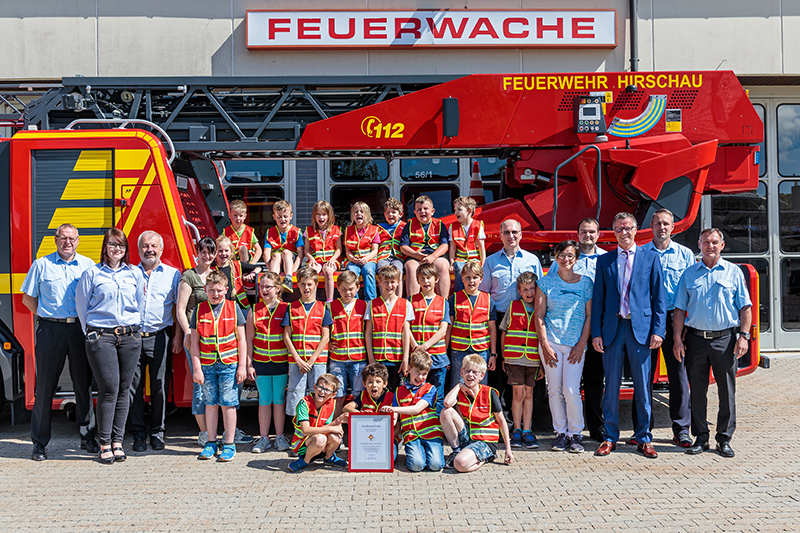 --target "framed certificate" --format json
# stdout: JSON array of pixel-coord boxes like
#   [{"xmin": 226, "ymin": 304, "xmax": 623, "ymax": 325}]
[{"xmin": 348, "ymin": 413, "xmax": 394, "ymax": 472}]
